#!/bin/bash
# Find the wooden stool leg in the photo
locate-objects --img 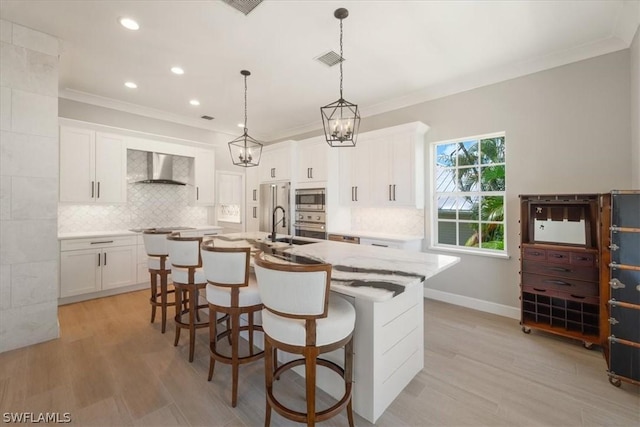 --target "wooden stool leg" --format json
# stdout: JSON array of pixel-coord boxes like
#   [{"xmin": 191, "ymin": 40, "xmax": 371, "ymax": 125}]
[
  {"xmin": 174, "ymin": 286, "xmax": 182, "ymax": 347},
  {"xmin": 305, "ymin": 347, "xmax": 319, "ymax": 427},
  {"xmin": 231, "ymin": 311, "xmax": 240, "ymax": 407},
  {"xmin": 188, "ymin": 286, "xmax": 196, "ymax": 362},
  {"xmin": 150, "ymin": 272, "xmax": 157, "ymax": 323},
  {"xmin": 208, "ymin": 305, "xmax": 217, "ymax": 381},
  {"xmin": 160, "ymin": 272, "xmax": 168, "ymax": 333},
  {"xmin": 248, "ymin": 311, "xmax": 255, "ymax": 356},
  {"xmin": 264, "ymin": 338, "xmax": 273, "ymax": 427},
  {"xmin": 345, "ymin": 338, "xmax": 354, "ymax": 427}
]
